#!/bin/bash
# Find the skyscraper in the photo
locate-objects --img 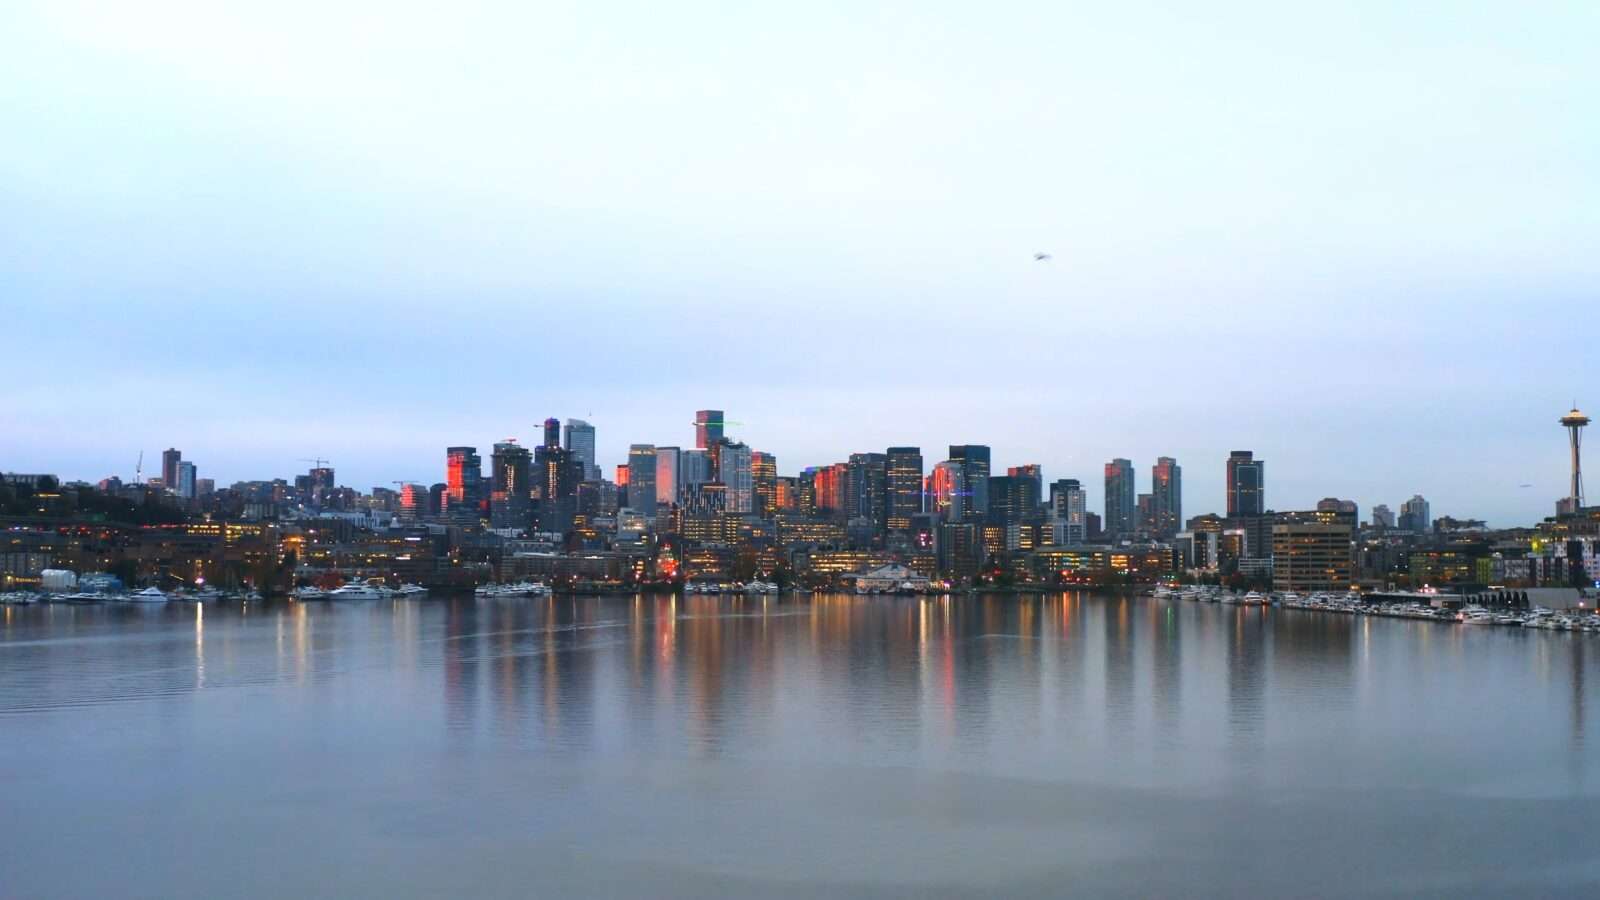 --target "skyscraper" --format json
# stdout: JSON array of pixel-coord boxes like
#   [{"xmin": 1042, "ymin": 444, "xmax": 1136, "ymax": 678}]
[
  {"xmin": 845, "ymin": 452, "xmax": 889, "ymax": 539},
  {"xmin": 695, "ymin": 410, "xmax": 724, "ymax": 450},
  {"xmin": 886, "ymin": 447, "xmax": 924, "ymax": 532},
  {"xmin": 948, "ymin": 445, "xmax": 991, "ymax": 520},
  {"xmin": 720, "ymin": 441, "xmax": 754, "ymax": 513},
  {"xmin": 988, "ymin": 474, "xmax": 1039, "ymax": 527},
  {"xmin": 542, "ymin": 417, "xmax": 561, "ymax": 449},
  {"xmin": 1048, "ymin": 478, "xmax": 1087, "ymax": 544},
  {"xmin": 679, "ymin": 448, "xmax": 712, "ymax": 497},
  {"xmin": 490, "ymin": 441, "xmax": 532, "ymax": 528},
  {"xmin": 175, "ymin": 461, "xmax": 197, "ymax": 500},
  {"xmin": 564, "ymin": 418, "xmax": 598, "ymax": 481},
  {"xmin": 1372, "ymin": 504, "xmax": 1395, "ymax": 529},
  {"xmin": 1226, "ymin": 451, "xmax": 1264, "ymax": 518},
  {"xmin": 751, "ymin": 451, "xmax": 777, "ymax": 518},
  {"xmin": 1104, "ymin": 458, "xmax": 1135, "ymax": 538},
  {"xmin": 162, "ymin": 448, "xmax": 181, "ymax": 493},
  {"xmin": 627, "ymin": 445, "xmax": 657, "ymax": 512},
  {"xmin": 445, "ymin": 447, "xmax": 483, "ymax": 522},
  {"xmin": 928, "ymin": 461, "xmax": 965, "ymax": 523},
  {"xmin": 1151, "ymin": 456, "xmax": 1181, "ymax": 538},
  {"xmin": 534, "ymin": 439, "xmax": 583, "ymax": 532},
  {"xmin": 1399, "ymin": 494, "xmax": 1431, "ymax": 533},
  {"xmin": 654, "ymin": 447, "xmax": 681, "ymax": 506}
]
